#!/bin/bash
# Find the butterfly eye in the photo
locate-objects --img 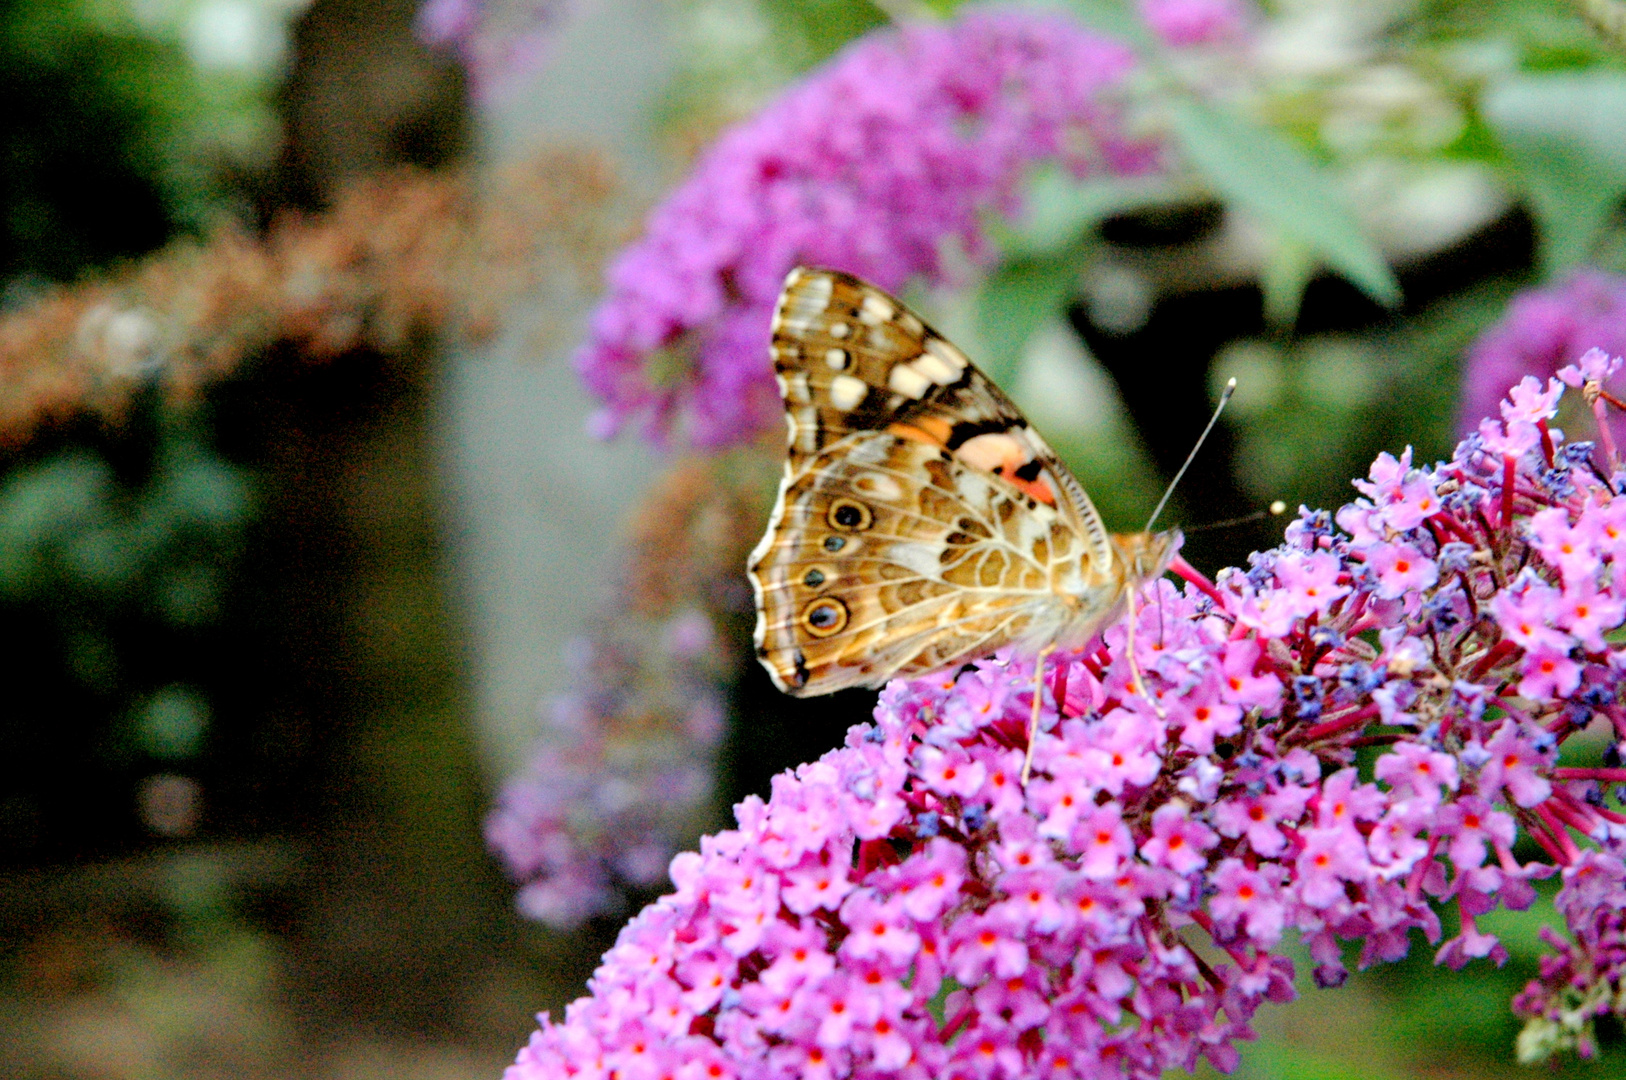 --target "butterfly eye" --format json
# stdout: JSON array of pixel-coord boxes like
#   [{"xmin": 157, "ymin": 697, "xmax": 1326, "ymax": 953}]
[
  {"xmin": 801, "ymin": 598, "xmax": 849, "ymax": 637},
  {"xmin": 827, "ymin": 498, "xmax": 873, "ymax": 531}
]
